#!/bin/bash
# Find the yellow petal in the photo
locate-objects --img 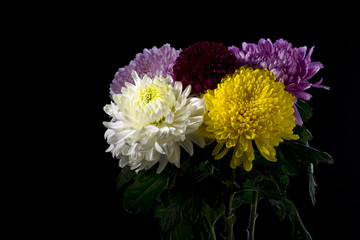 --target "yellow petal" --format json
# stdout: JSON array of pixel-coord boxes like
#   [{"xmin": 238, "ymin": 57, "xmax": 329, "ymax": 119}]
[
  {"xmin": 256, "ymin": 141, "xmax": 277, "ymax": 162},
  {"xmin": 243, "ymin": 158, "xmax": 253, "ymax": 171},
  {"xmin": 226, "ymin": 139, "xmax": 237, "ymax": 148},
  {"xmin": 214, "ymin": 146, "xmax": 231, "ymax": 160},
  {"xmin": 230, "ymin": 151, "xmax": 243, "ymax": 168},
  {"xmin": 246, "ymin": 142, "xmax": 255, "ymax": 162},
  {"xmin": 212, "ymin": 142, "xmax": 224, "ymax": 156}
]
